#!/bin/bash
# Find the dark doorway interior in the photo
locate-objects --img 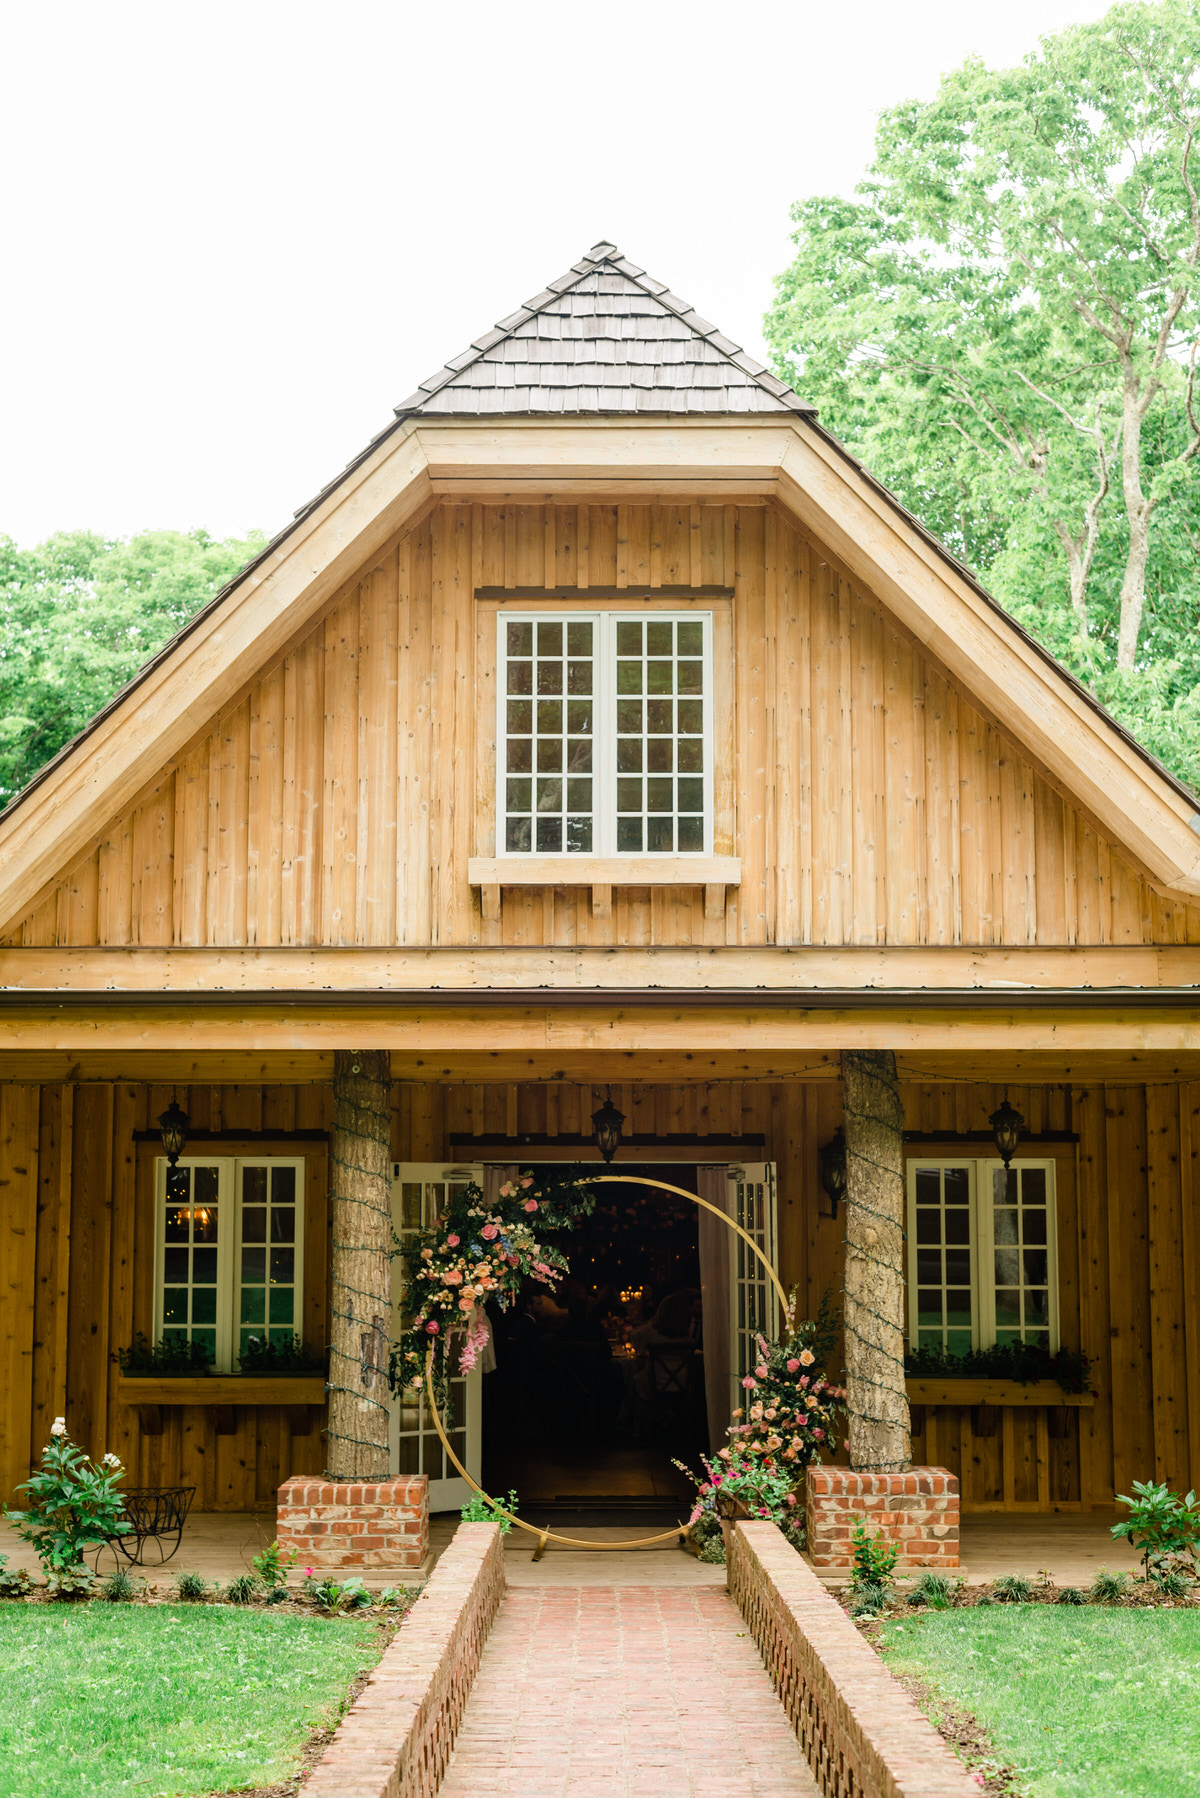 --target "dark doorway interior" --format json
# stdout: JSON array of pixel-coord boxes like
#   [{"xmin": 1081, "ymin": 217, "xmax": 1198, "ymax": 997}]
[{"xmin": 481, "ymin": 1164, "xmax": 709, "ymax": 1525}]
